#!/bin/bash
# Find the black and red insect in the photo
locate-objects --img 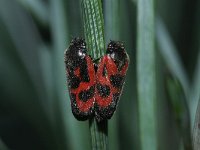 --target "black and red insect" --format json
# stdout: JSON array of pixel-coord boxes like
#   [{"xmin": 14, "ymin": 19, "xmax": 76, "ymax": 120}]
[{"xmin": 64, "ymin": 38, "xmax": 129, "ymax": 122}]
